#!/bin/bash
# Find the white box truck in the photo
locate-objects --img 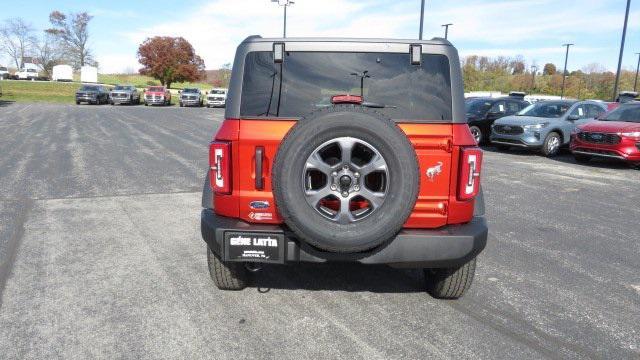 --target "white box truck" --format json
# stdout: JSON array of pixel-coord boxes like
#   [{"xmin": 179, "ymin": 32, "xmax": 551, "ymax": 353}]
[
  {"xmin": 80, "ymin": 66, "xmax": 98, "ymax": 83},
  {"xmin": 52, "ymin": 65, "xmax": 73, "ymax": 82}
]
